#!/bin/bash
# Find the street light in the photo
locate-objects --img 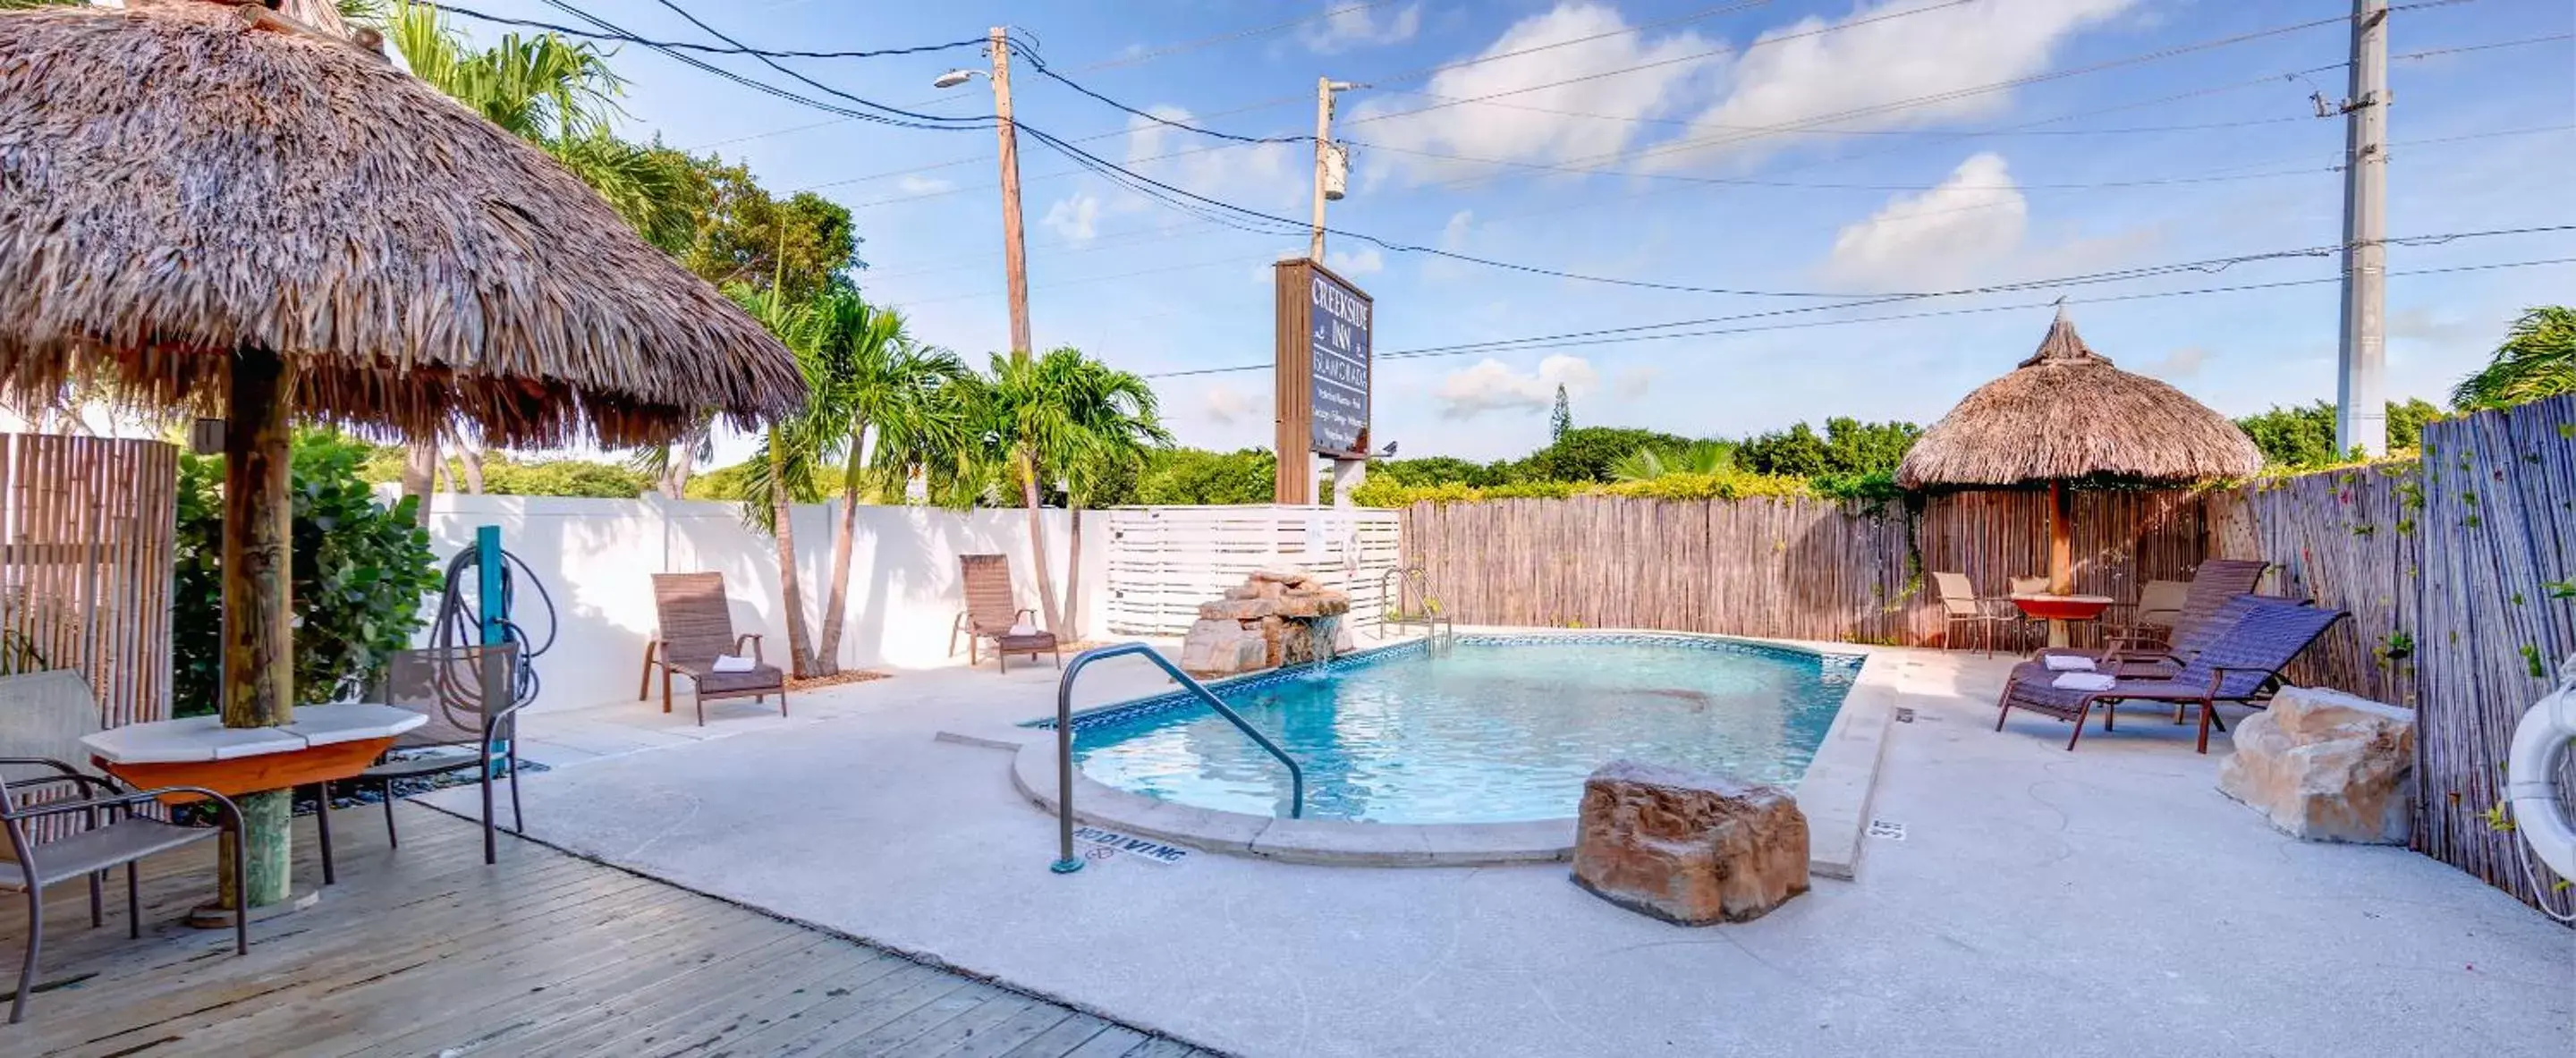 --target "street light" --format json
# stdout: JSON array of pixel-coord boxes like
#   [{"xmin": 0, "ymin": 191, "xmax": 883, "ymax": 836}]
[{"xmin": 929, "ymin": 30, "xmax": 1032, "ymax": 359}]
